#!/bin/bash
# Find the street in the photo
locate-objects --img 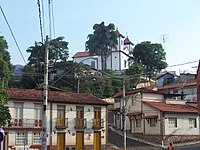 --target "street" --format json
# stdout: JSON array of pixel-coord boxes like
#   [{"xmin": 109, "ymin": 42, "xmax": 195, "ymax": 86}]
[{"xmin": 108, "ymin": 126, "xmax": 200, "ymax": 150}]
